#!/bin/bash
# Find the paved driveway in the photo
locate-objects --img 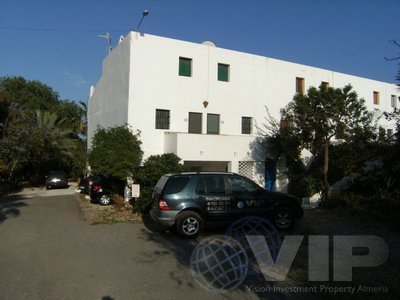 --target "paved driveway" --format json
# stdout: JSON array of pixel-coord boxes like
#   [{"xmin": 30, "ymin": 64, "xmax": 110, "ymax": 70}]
[{"xmin": 1, "ymin": 186, "xmax": 262, "ymax": 300}]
